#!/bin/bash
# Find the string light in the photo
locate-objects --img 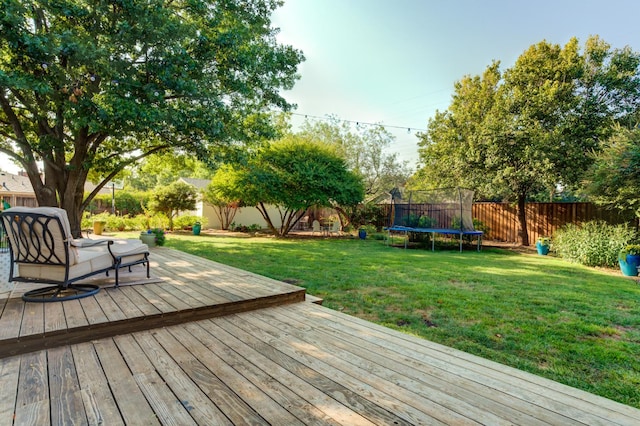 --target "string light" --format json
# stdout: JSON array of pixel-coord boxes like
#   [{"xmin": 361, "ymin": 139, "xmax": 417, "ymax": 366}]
[{"xmin": 290, "ymin": 112, "xmax": 426, "ymax": 133}]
